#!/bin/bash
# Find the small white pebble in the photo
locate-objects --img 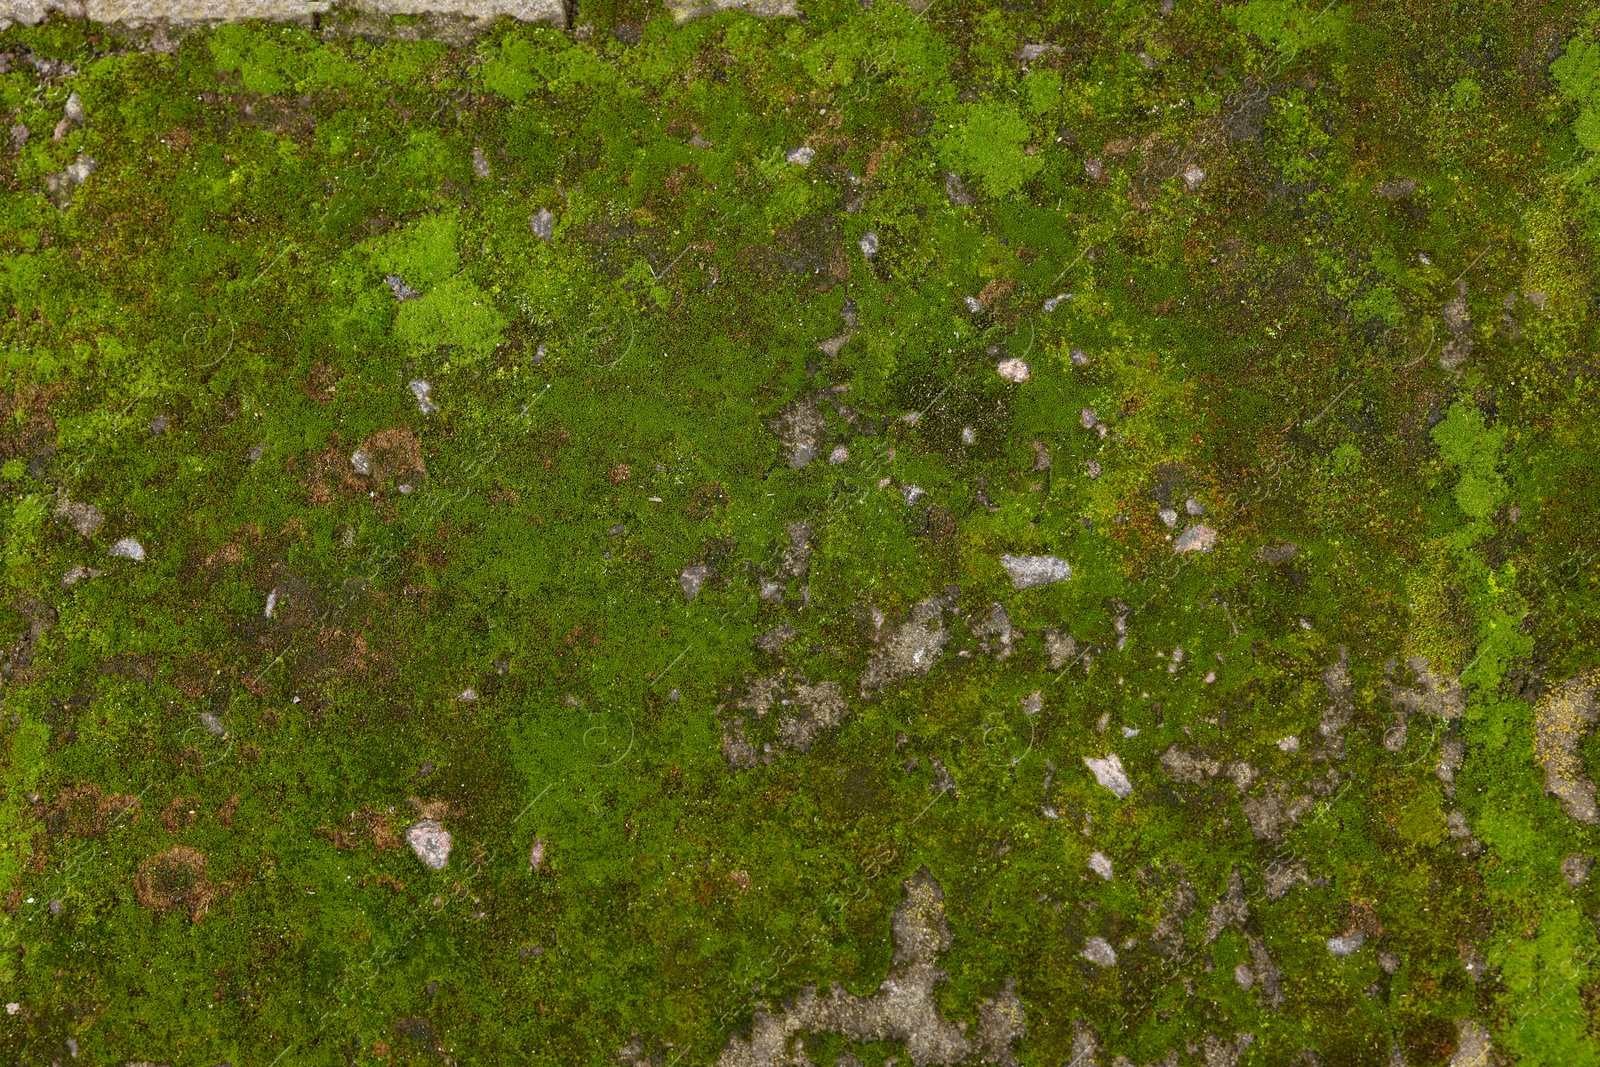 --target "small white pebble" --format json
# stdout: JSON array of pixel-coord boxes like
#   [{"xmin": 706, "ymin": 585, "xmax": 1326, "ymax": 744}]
[
  {"xmin": 785, "ymin": 146, "xmax": 815, "ymax": 166},
  {"xmin": 1204, "ymin": 671, "xmax": 1217, "ymax": 683},
  {"xmin": 459, "ymin": 687, "xmax": 478, "ymax": 702},
  {"xmin": 828, "ymin": 445, "xmax": 849, "ymax": 465},
  {"xmin": 964, "ymin": 296, "xmax": 985, "ymax": 314},
  {"xmin": 1278, "ymin": 736, "xmax": 1300, "ymax": 753},
  {"xmin": 961, "ymin": 425, "xmax": 976, "ymax": 445},
  {"xmin": 859, "ymin": 231, "xmax": 879, "ymax": 257}
]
